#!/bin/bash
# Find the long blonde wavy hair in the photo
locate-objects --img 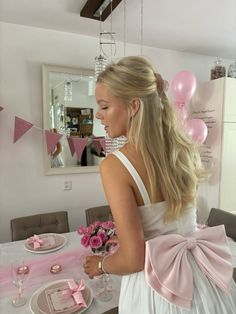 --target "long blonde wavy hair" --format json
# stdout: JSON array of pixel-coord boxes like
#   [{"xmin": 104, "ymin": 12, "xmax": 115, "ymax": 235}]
[{"xmin": 97, "ymin": 56, "xmax": 204, "ymax": 222}]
